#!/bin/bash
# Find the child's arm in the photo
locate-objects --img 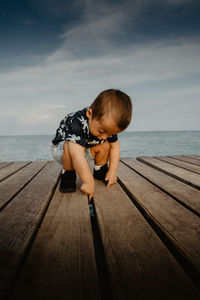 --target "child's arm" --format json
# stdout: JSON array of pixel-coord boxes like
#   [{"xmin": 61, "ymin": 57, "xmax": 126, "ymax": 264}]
[
  {"xmin": 68, "ymin": 142, "xmax": 94, "ymax": 201},
  {"xmin": 105, "ymin": 140, "xmax": 120, "ymax": 187}
]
